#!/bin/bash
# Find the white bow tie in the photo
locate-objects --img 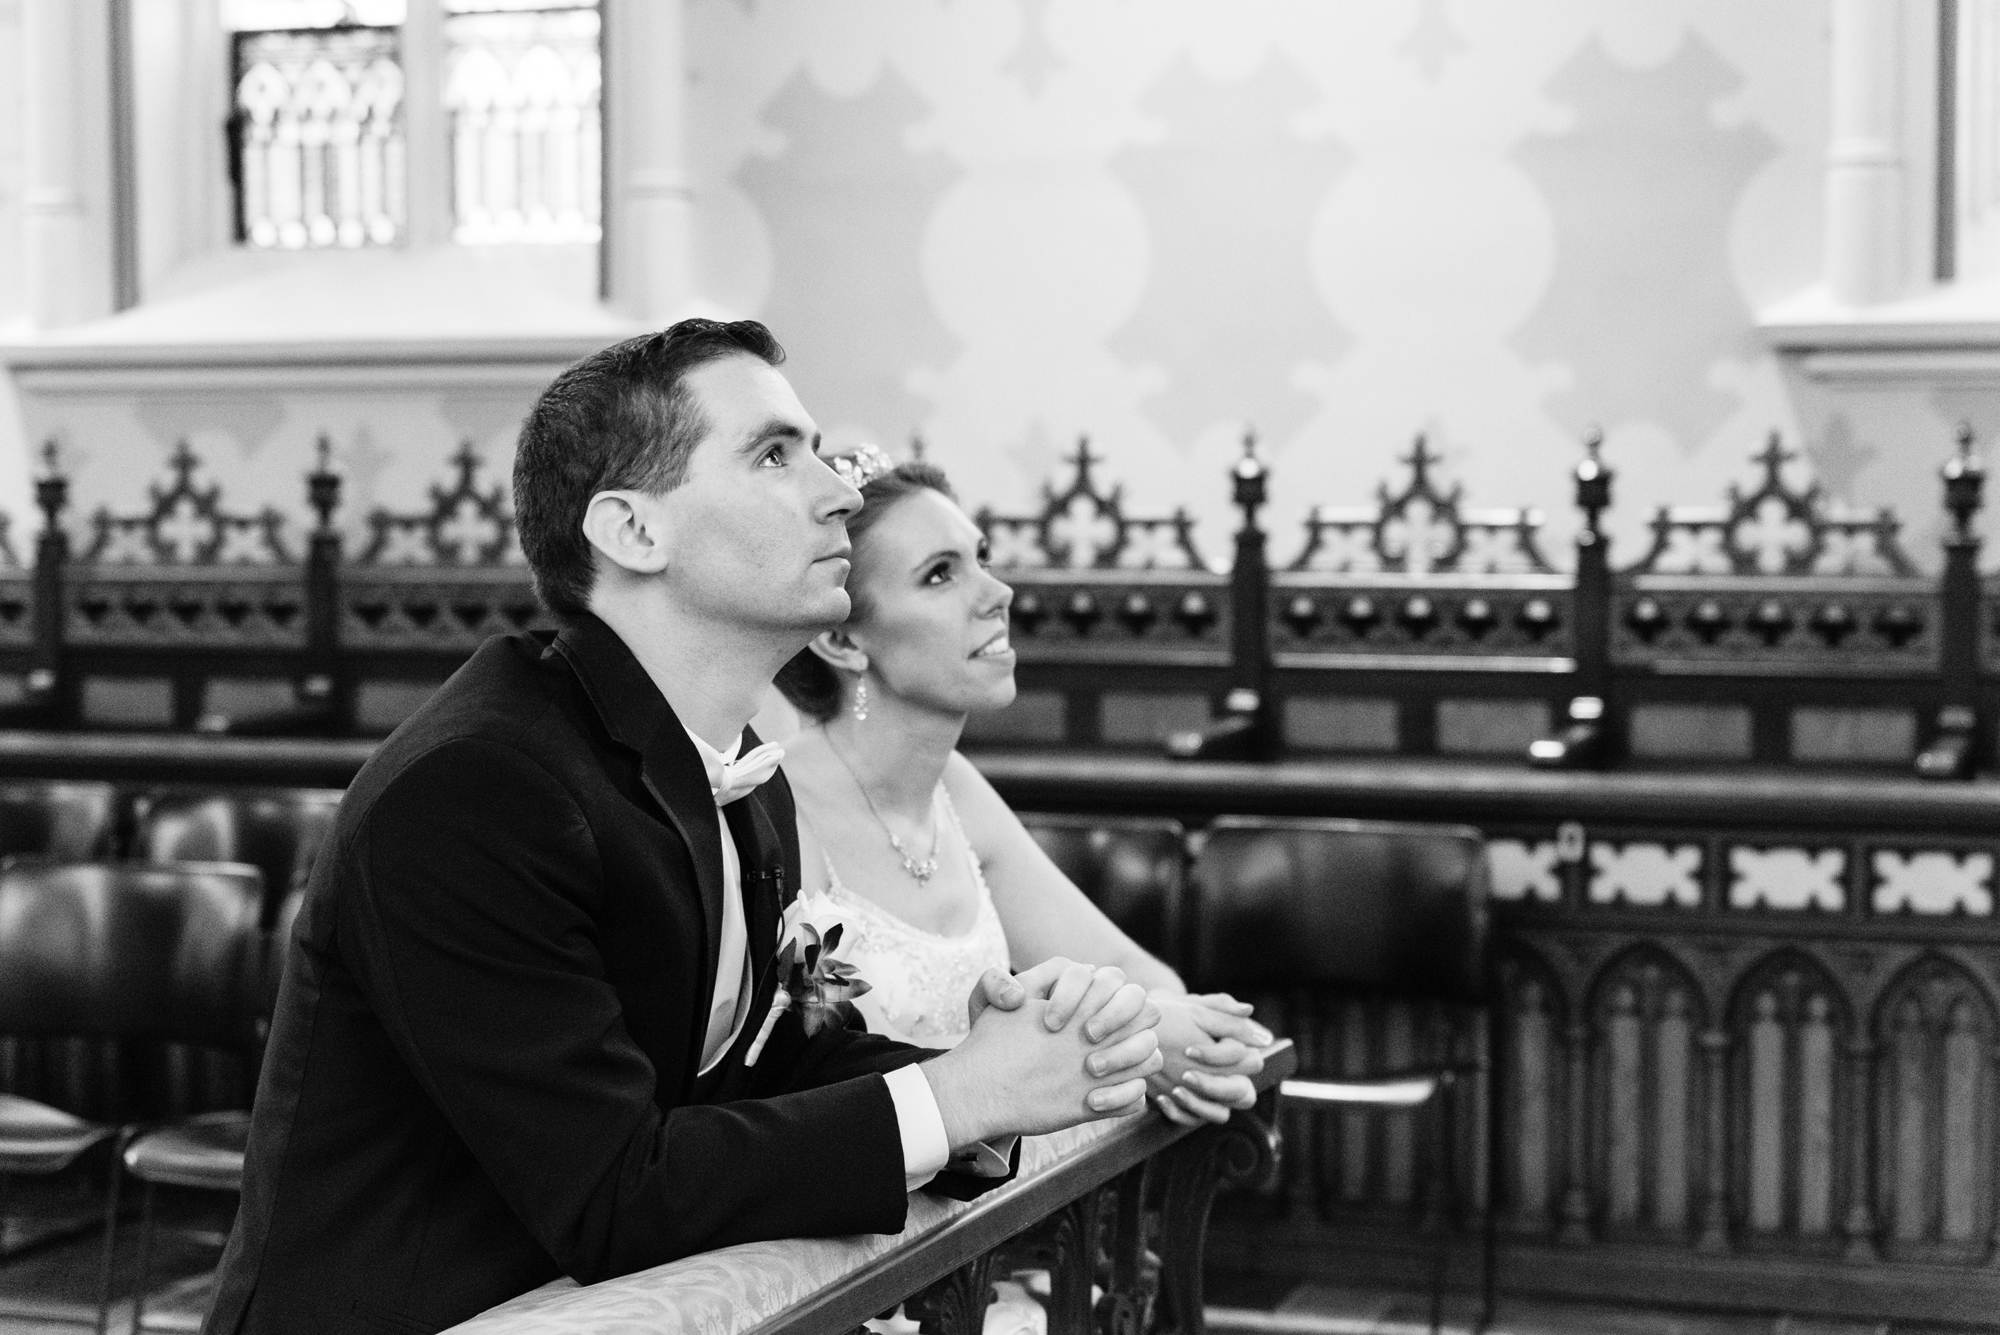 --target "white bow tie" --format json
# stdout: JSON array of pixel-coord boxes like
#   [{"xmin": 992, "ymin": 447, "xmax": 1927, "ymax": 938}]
[{"xmin": 710, "ymin": 741, "xmax": 785, "ymax": 807}]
